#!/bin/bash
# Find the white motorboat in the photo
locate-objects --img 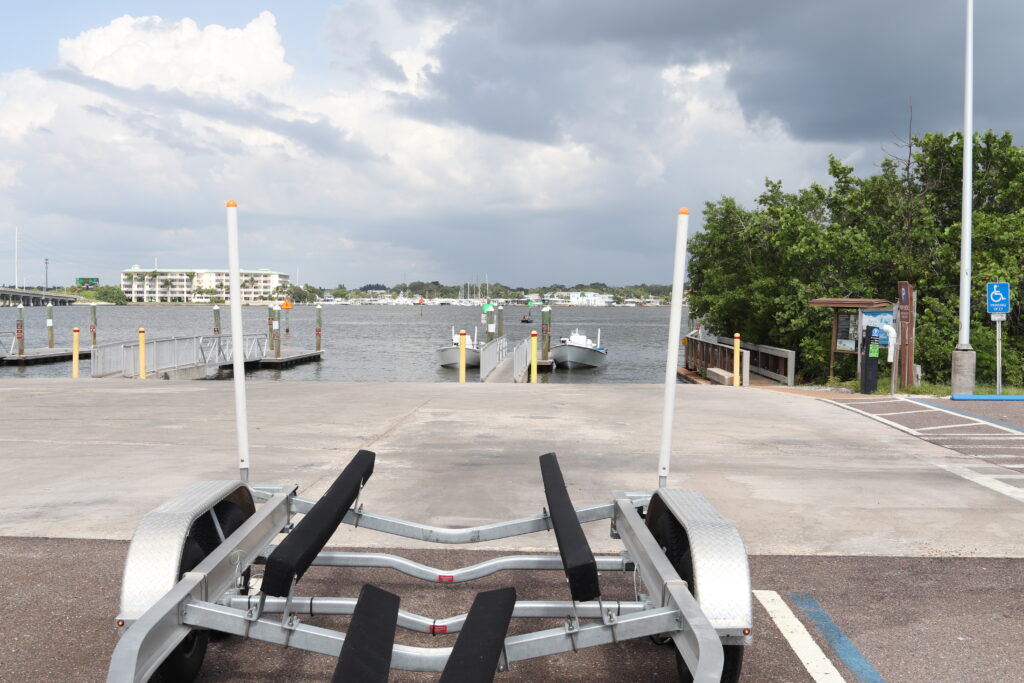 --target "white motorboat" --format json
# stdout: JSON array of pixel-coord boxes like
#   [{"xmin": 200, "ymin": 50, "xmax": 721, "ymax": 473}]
[
  {"xmin": 549, "ymin": 329, "xmax": 608, "ymax": 368},
  {"xmin": 436, "ymin": 326, "xmax": 481, "ymax": 368}
]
